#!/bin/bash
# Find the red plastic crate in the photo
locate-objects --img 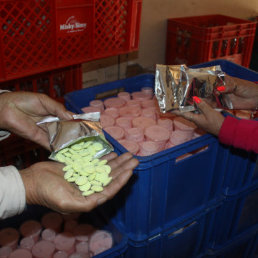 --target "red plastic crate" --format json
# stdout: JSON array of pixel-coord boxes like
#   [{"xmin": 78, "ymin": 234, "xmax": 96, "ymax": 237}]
[
  {"xmin": 166, "ymin": 15, "xmax": 256, "ymax": 67},
  {"xmin": 0, "ymin": 0, "xmax": 142, "ymax": 82},
  {"xmin": 0, "ymin": 64, "xmax": 82, "ymax": 102}
]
